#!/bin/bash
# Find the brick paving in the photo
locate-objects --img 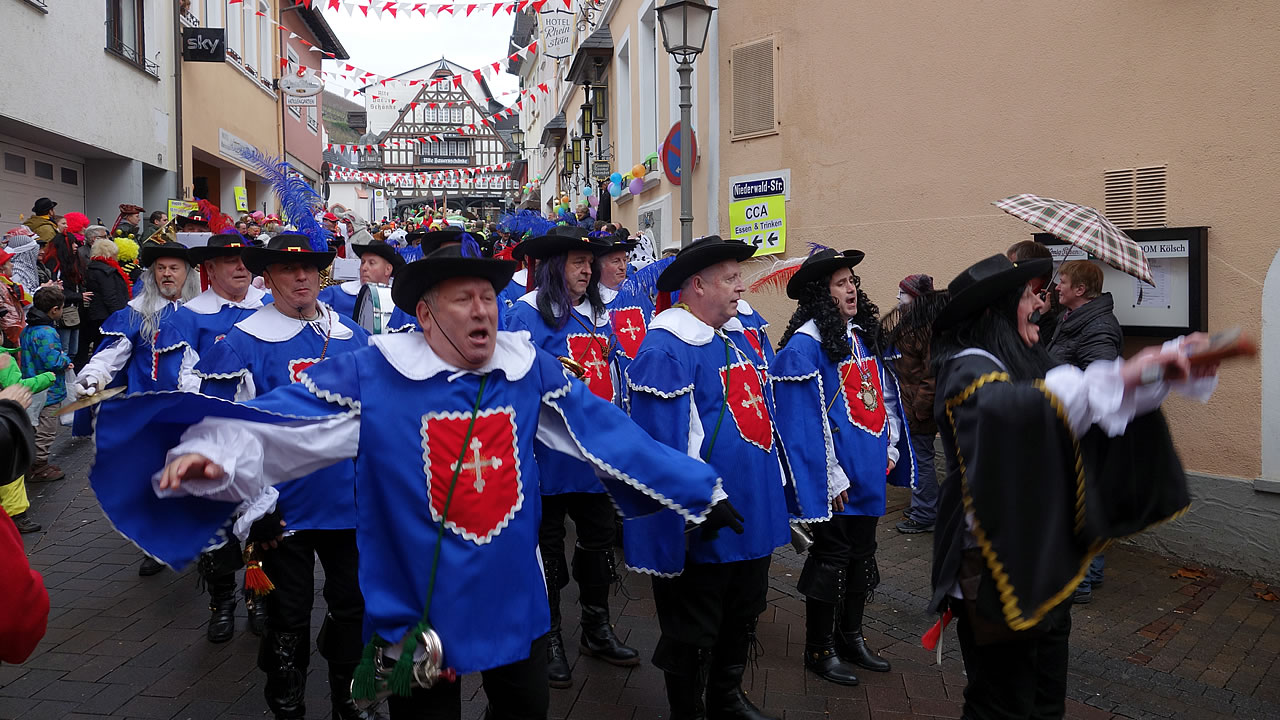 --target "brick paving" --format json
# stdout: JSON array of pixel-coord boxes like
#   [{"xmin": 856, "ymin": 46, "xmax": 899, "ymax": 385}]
[{"xmin": 2, "ymin": 433, "xmax": 1279, "ymax": 719}]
